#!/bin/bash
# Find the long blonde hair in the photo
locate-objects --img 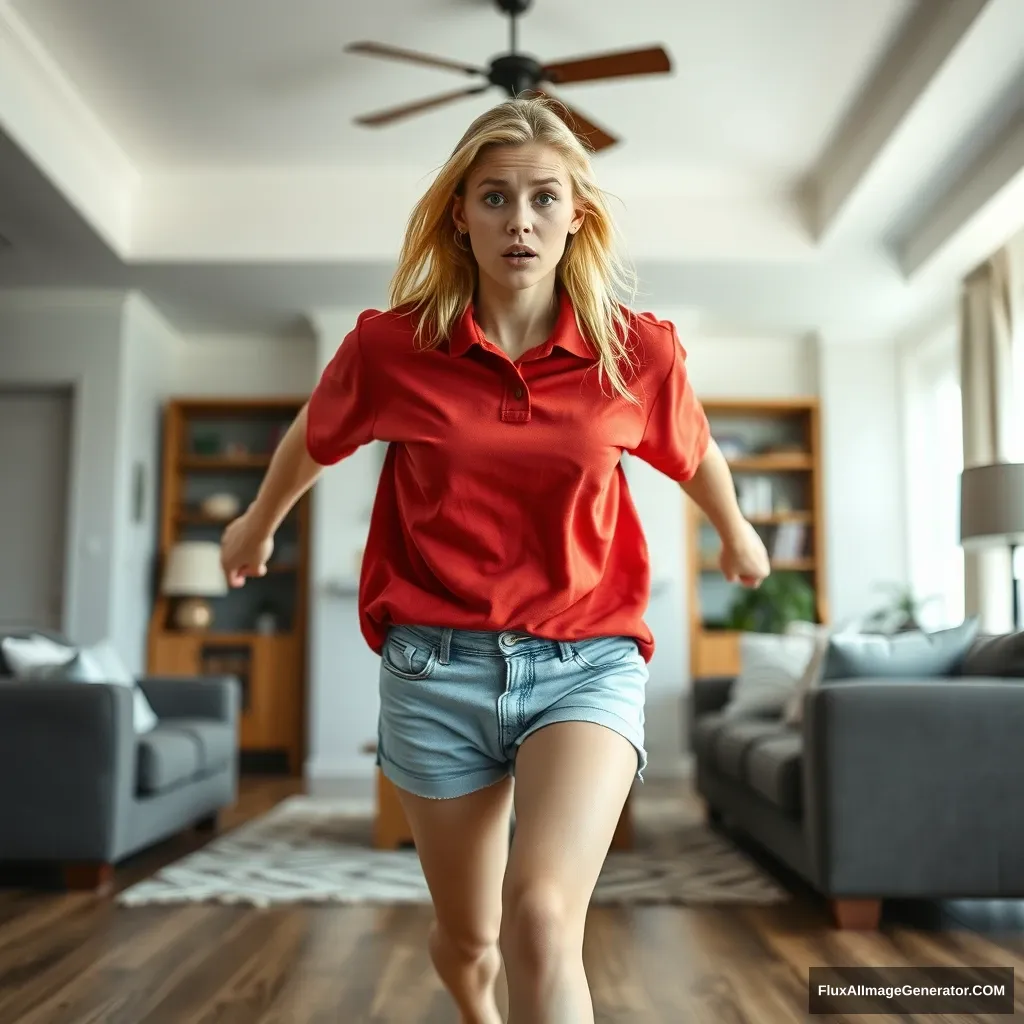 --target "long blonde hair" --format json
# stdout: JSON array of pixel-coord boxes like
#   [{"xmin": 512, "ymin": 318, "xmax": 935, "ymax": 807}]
[{"xmin": 388, "ymin": 94, "xmax": 640, "ymax": 403}]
